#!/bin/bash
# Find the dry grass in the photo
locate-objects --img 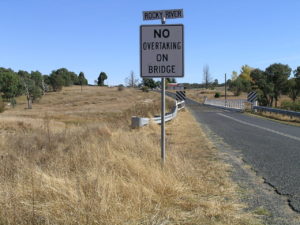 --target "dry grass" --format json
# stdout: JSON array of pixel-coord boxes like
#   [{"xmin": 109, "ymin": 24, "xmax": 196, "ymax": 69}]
[
  {"xmin": 0, "ymin": 86, "xmax": 261, "ymax": 224},
  {"xmin": 254, "ymin": 111, "xmax": 300, "ymax": 124}
]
